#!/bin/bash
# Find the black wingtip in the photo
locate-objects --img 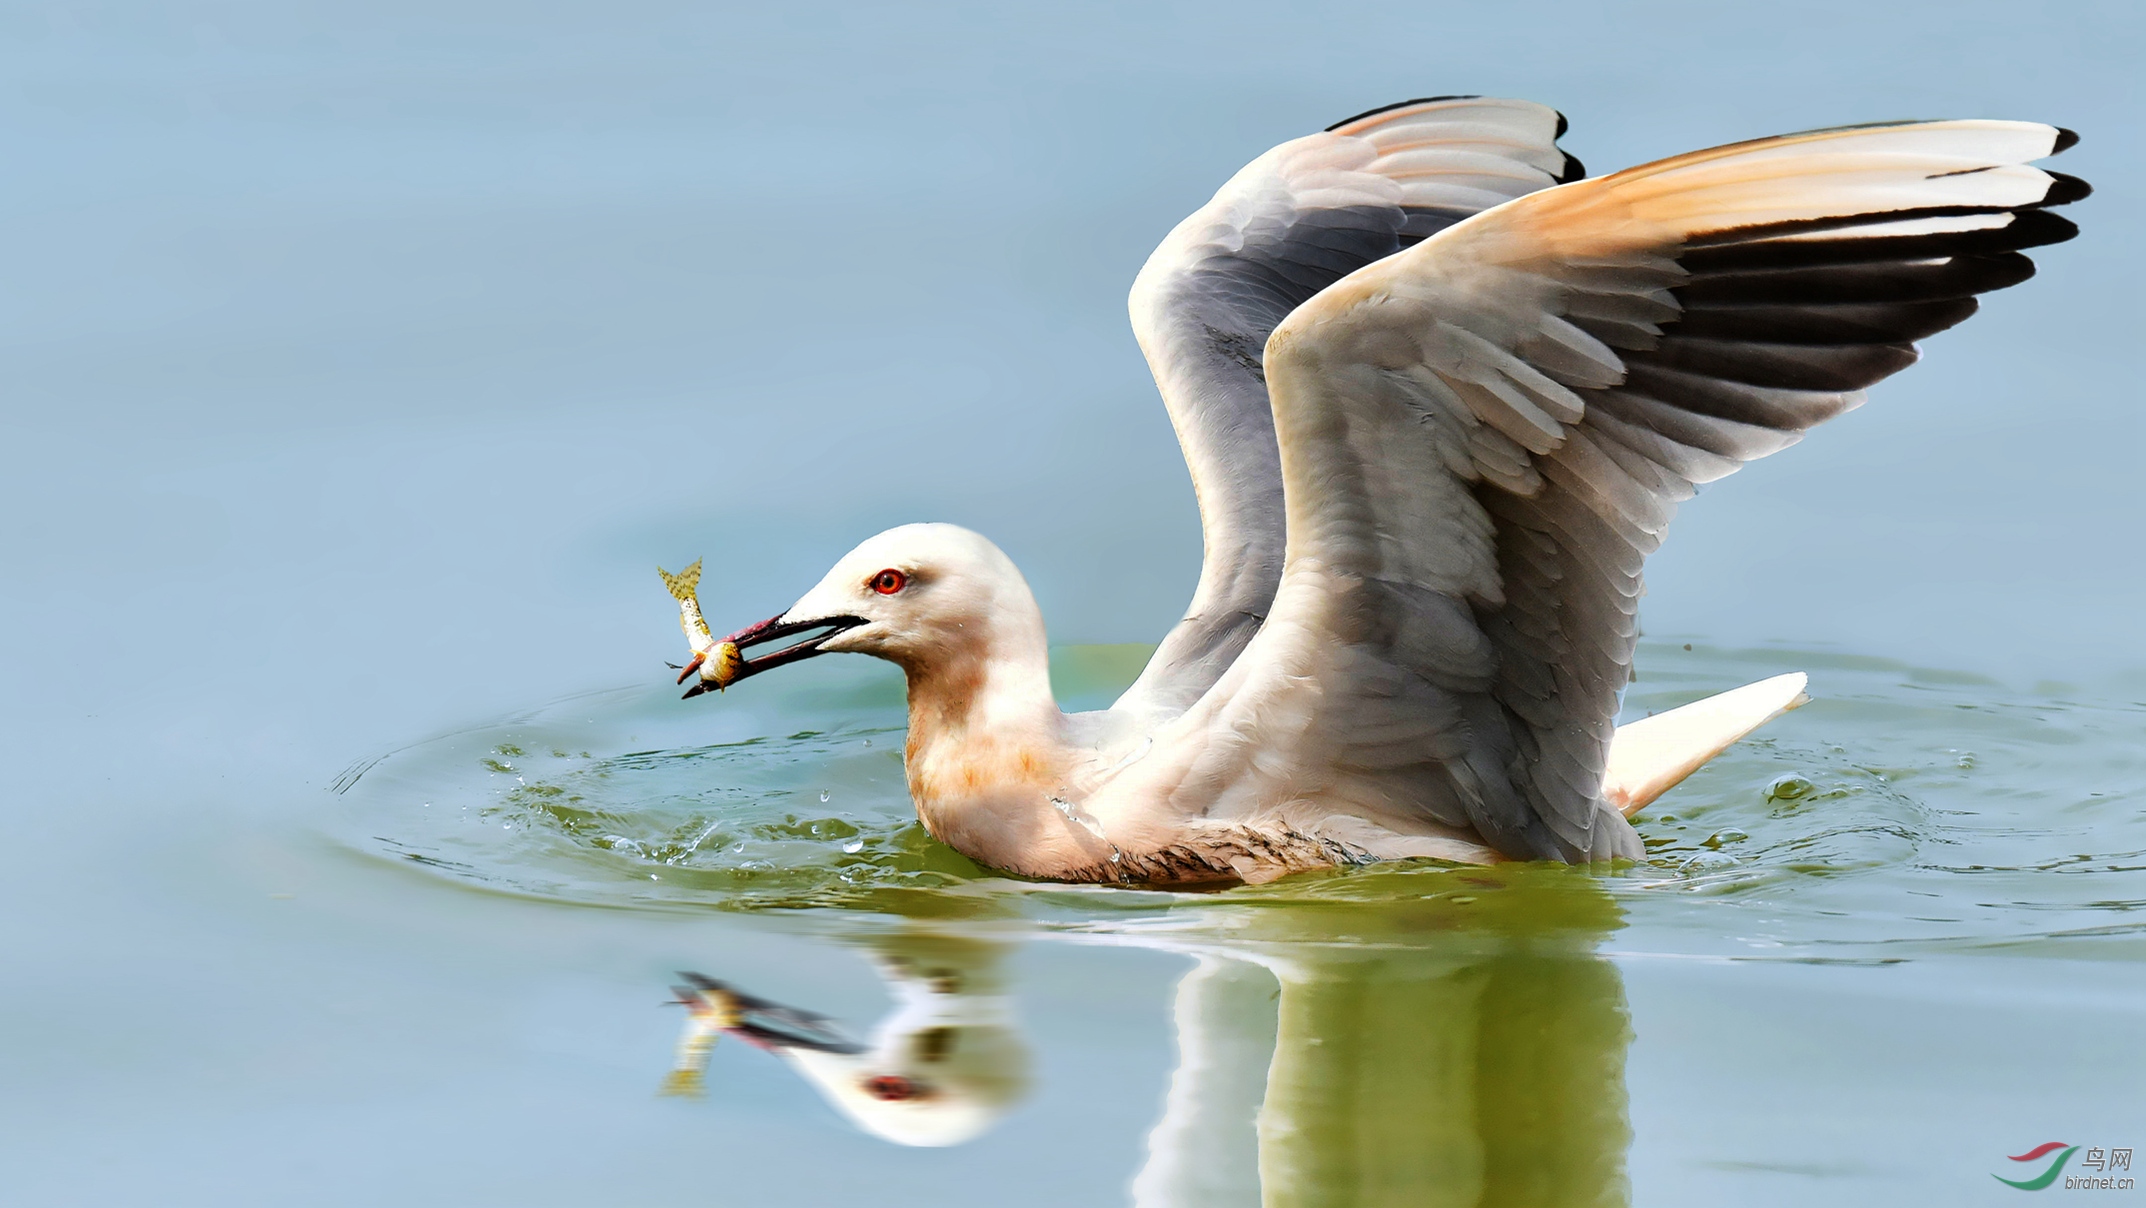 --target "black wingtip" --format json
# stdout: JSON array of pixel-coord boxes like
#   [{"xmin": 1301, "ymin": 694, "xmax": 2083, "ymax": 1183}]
[
  {"xmin": 1325, "ymin": 94, "xmax": 1480, "ymax": 132},
  {"xmin": 1554, "ymin": 109, "xmax": 1569, "ymax": 139},
  {"xmin": 2007, "ymin": 207, "xmax": 2081, "ymax": 250},
  {"xmin": 1555, "ymin": 151, "xmax": 1586, "ymax": 184},
  {"xmin": 2041, "ymin": 171, "xmax": 2093, "ymax": 206},
  {"xmin": 2052, "ymin": 126, "xmax": 2080, "ymax": 154}
]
